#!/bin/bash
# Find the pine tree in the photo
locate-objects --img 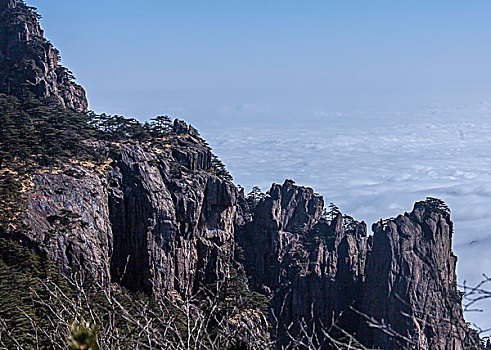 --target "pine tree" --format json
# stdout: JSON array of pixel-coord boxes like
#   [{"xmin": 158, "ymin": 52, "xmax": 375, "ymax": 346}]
[
  {"xmin": 211, "ymin": 154, "xmax": 233, "ymax": 181},
  {"xmin": 150, "ymin": 115, "xmax": 172, "ymax": 137},
  {"xmin": 246, "ymin": 186, "xmax": 265, "ymax": 210},
  {"xmin": 323, "ymin": 203, "xmax": 341, "ymax": 221}
]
